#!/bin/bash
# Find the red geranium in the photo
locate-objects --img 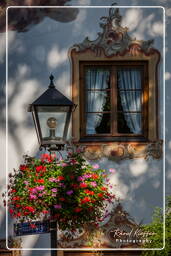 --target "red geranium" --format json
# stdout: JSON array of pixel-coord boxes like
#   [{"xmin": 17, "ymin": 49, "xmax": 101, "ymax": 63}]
[
  {"xmin": 98, "ymin": 193, "xmax": 104, "ymax": 198},
  {"xmin": 81, "ymin": 196, "xmax": 91, "ymax": 204},
  {"xmin": 30, "ymin": 223, "xmax": 36, "ymax": 229},
  {"xmin": 20, "ymin": 165, "xmax": 27, "ymax": 171},
  {"xmin": 101, "ymin": 187, "xmax": 107, "ymax": 191},
  {"xmin": 71, "ymin": 184, "xmax": 78, "ymax": 189},
  {"xmin": 80, "ymin": 183, "xmax": 87, "ymax": 188},
  {"xmin": 84, "ymin": 189, "xmax": 94, "ymax": 195},
  {"xmin": 11, "ymin": 189, "xmax": 16, "ymax": 193},
  {"xmin": 59, "ymin": 197, "xmax": 65, "ymax": 201},
  {"xmin": 41, "ymin": 153, "xmax": 55, "ymax": 163},
  {"xmin": 25, "ymin": 206, "xmax": 35, "ymax": 213},
  {"xmin": 4, "ymin": 151, "xmax": 116, "ymax": 234},
  {"xmin": 36, "ymin": 166, "xmax": 46, "ymax": 172},
  {"xmin": 92, "ymin": 174, "xmax": 99, "ymax": 179},
  {"xmin": 12, "ymin": 196, "xmax": 20, "ymax": 201},
  {"xmin": 58, "ymin": 176, "xmax": 65, "ymax": 181},
  {"xmin": 9, "ymin": 208, "xmax": 14, "ymax": 214},
  {"xmin": 35, "ymin": 179, "xmax": 44, "ymax": 184},
  {"xmin": 74, "ymin": 207, "xmax": 82, "ymax": 212}
]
